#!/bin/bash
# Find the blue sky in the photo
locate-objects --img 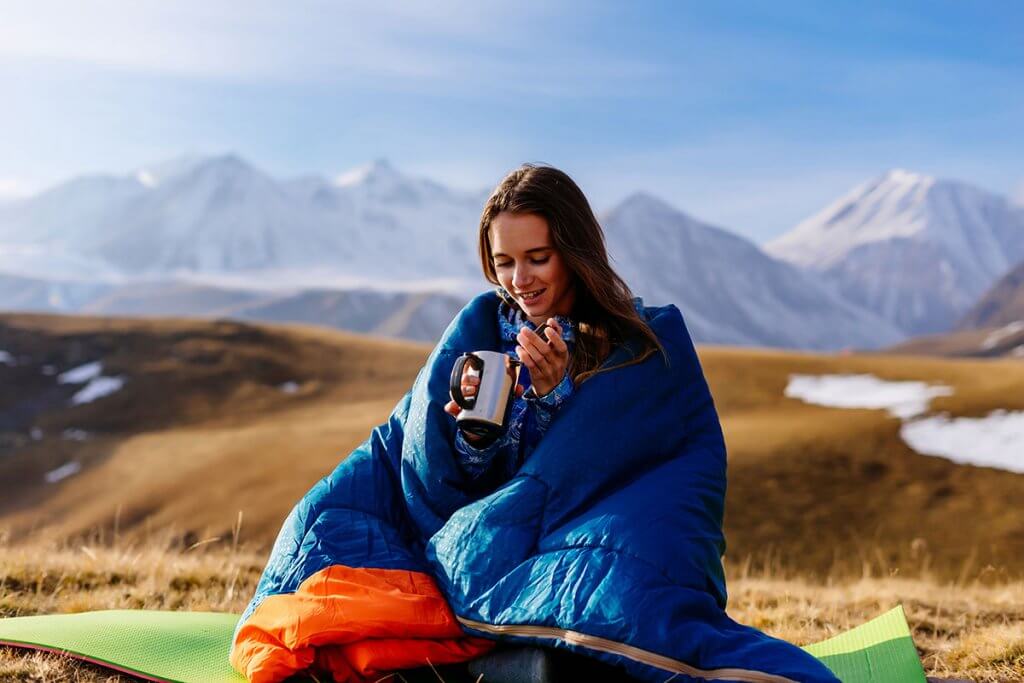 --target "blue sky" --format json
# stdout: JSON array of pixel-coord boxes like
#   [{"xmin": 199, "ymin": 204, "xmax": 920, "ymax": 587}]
[{"xmin": 1, "ymin": 0, "xmax": 1021, "ymax": 242}]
